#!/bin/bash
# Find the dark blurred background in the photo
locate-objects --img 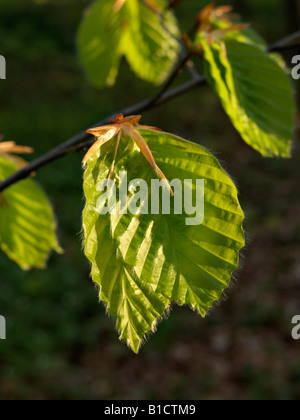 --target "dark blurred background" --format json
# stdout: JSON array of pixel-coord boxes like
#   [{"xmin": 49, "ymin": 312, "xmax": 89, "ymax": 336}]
[{"xmin": 0, "ymin": 0, "xmax": 299, "ymax": 400}]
